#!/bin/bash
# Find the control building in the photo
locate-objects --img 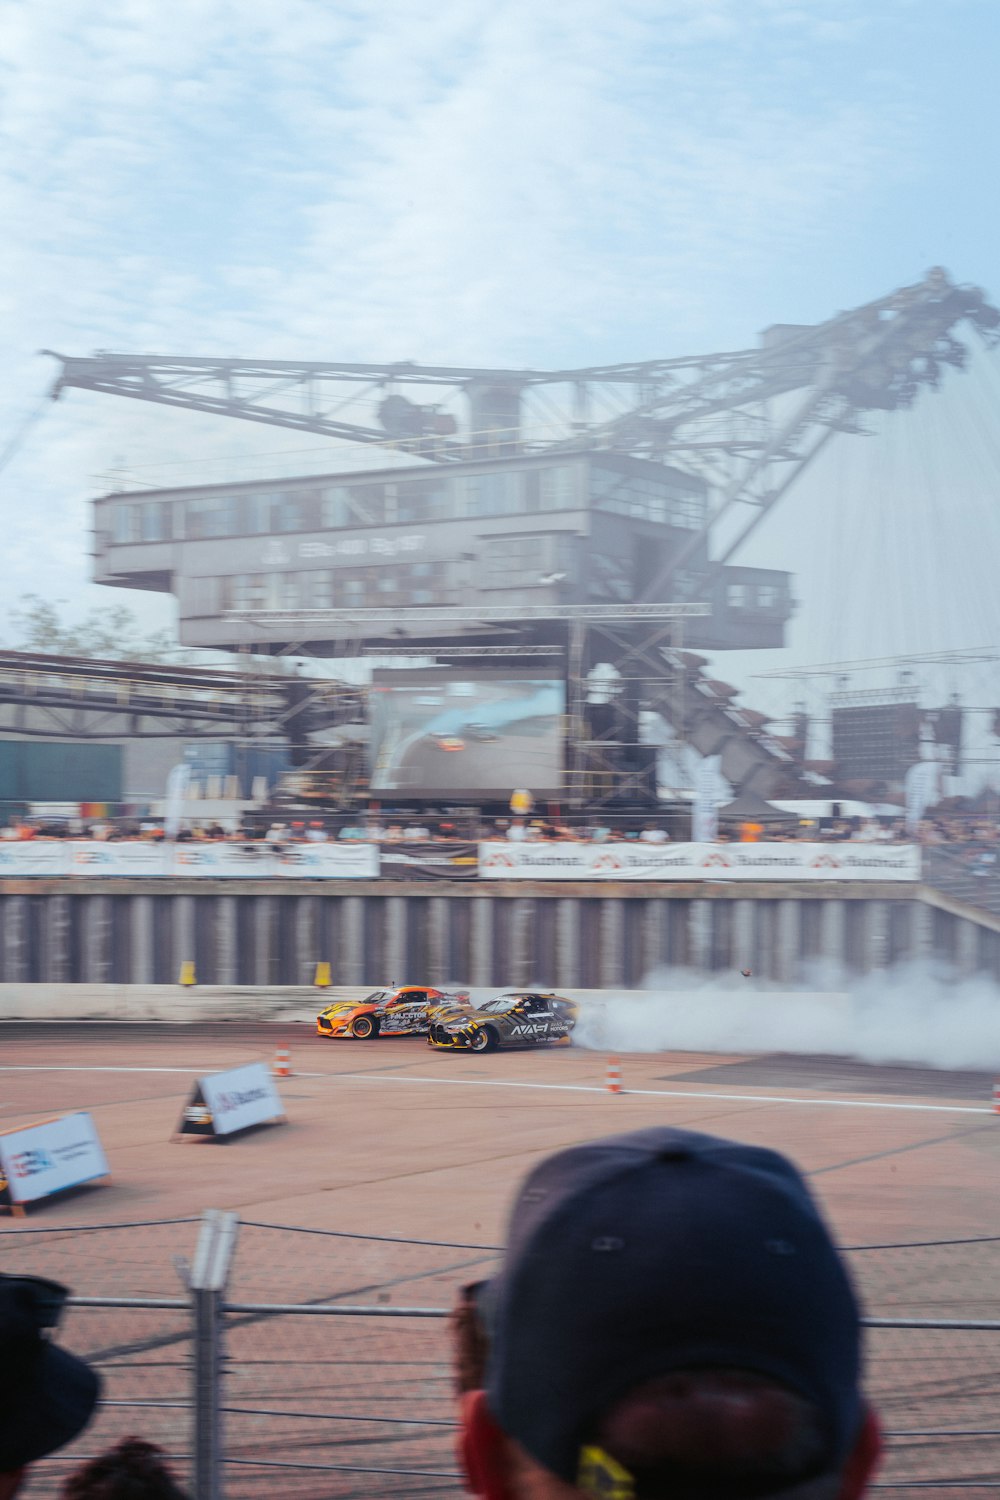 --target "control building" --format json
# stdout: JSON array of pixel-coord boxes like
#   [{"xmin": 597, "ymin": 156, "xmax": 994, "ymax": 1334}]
[{"xmin": 93, "ymin": 451, "xmax": 793, "ymax": 654}]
